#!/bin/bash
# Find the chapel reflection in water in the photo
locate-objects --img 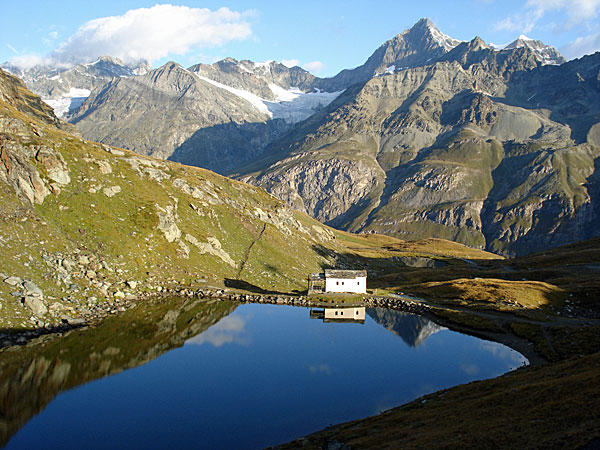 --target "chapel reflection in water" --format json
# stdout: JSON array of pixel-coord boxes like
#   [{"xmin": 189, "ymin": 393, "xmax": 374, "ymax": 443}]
[{"xmin": 309, "ymin": 307, "xmax": 365, "ymax": 323}]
